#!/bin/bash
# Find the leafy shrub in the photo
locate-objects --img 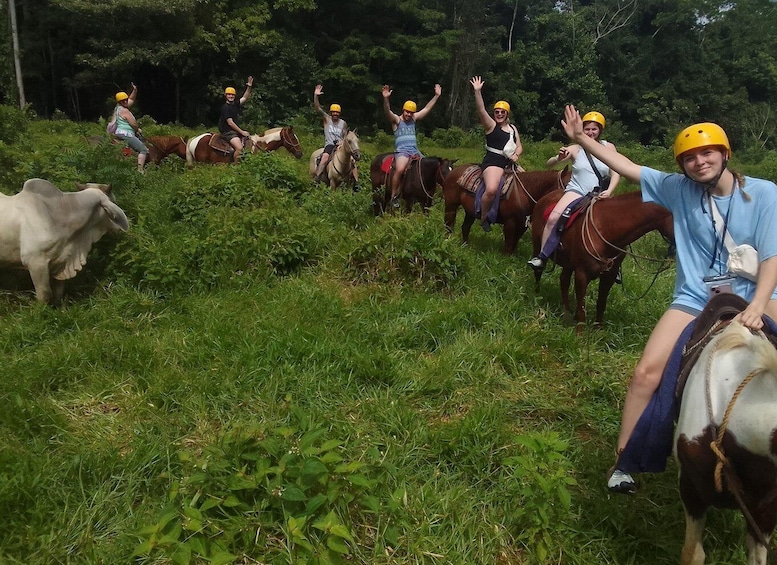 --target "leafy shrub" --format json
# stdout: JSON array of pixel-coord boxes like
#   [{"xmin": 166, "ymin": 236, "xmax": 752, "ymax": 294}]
[
  {"xmin": 244, "ymin": 151, "xmax": 310, "ymax": 196},
  {"xmin": 500, "ymin": 432, "xmax": 578, "ymax": 564},
  {"xmin": 431, "ymin": 126, "xmax": 480, "ymax": 149},
  {"xmin": 0, "ymin": 104, "xmax": 29, "ymax": 144},
  {"xmin": 133, "ymin": 413, "xmax": 397, "ymax": 564},
  {"xmin": 345, "ymin": 216, "xmax": 465, "ymax": 292}
]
